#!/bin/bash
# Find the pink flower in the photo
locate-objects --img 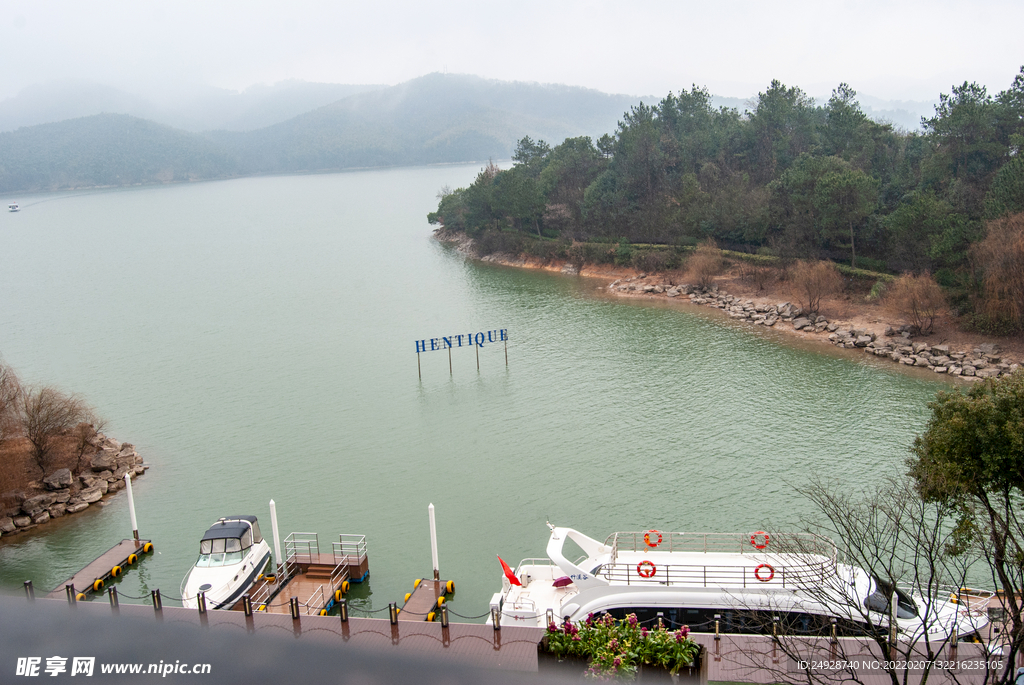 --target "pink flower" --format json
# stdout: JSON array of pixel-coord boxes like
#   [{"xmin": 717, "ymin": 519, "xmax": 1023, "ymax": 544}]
[
  {"xmin": 608, "ymin": 638, "xmax": 618, "ymax": 651},
  {"xmin": 613, "ymin": 657, "xmax": 621, "ymax": 668},
  {"xmin": 680, "ymin": 625, "xmax": 690, "ymax": 637},
  {"xmin": 572, "ymin": 635, "xmax": 581, "ymax": 642},
  {"xmin": 548, "ymin": 622, "xmax": 558, "ymax": 633},
  {"xmin": 641, "ymin": 627, "xmax": 648, "ymax": 637},
  {"xmin": 627, "ymin": 613, "xmax": 638, "ymax": 626}
]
